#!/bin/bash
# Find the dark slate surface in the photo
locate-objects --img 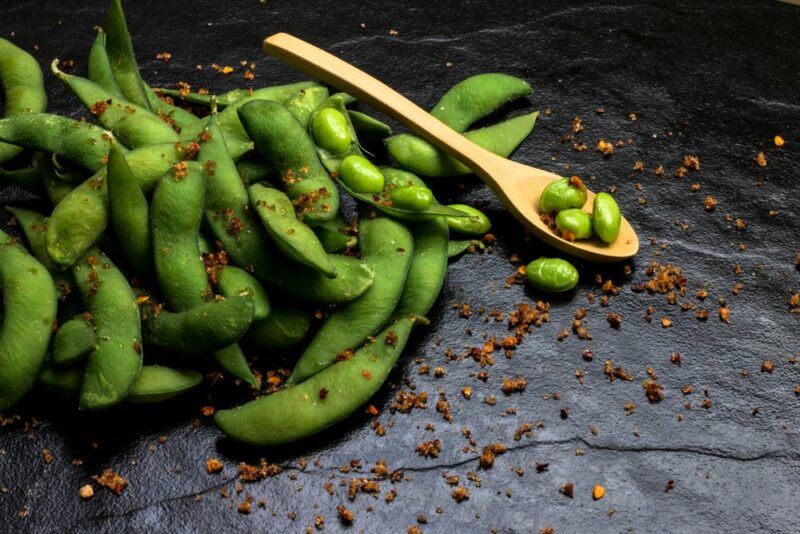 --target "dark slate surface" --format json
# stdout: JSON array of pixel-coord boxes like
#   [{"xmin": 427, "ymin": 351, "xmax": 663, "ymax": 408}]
[{"xmin": 1, "ymin": 0, "xmax": 799, "ymax": 532}]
